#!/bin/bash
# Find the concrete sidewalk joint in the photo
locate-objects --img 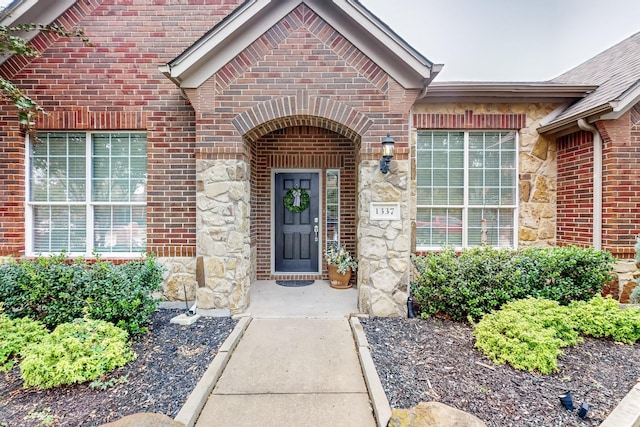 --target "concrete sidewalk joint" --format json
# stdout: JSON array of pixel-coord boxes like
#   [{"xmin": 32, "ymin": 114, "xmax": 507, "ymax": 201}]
[
  {"xmin": 350, "ymin": 316, "xmax": 392, "ymax": 427},
  {"xmin": 174, "ymin": 316, "xmax": 251, "ymax": 427}
]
